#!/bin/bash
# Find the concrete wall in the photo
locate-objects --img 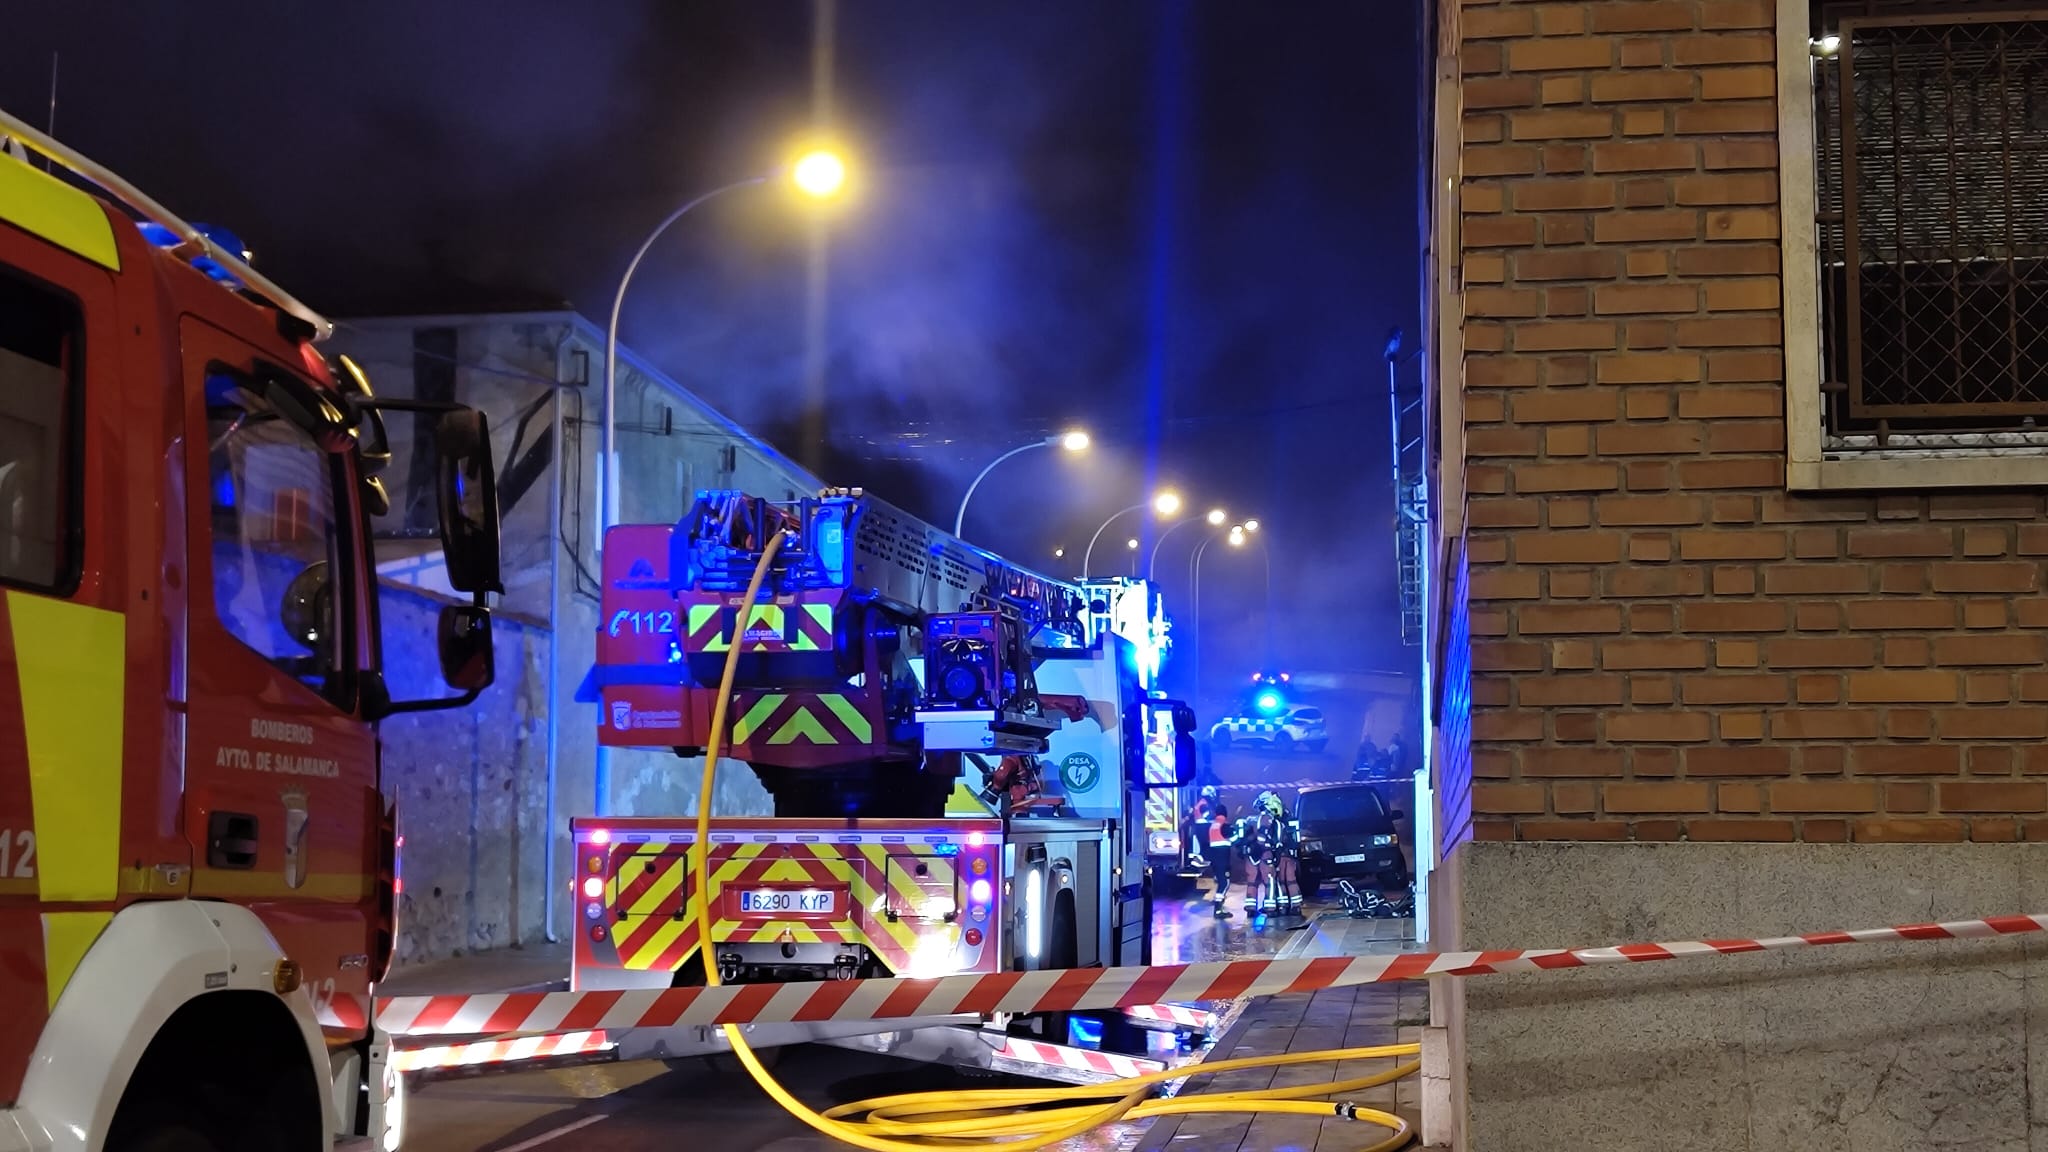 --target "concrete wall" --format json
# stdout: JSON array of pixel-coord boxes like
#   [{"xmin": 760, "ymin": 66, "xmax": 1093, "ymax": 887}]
[
  {"xmin": 1457, "ymin": 841, "xmax": 2048, "ymax": 1152},
  {"xmin": 1430, "ymin": 0, "xmax": 2048, "ymax": 1144},
  {"xmin": 377, "ymin": 581, "xmax": 550, "ymax": 963},
  {"xmin": 332, "ymin": 312, "xmax": 810, "ymax": 960}
]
